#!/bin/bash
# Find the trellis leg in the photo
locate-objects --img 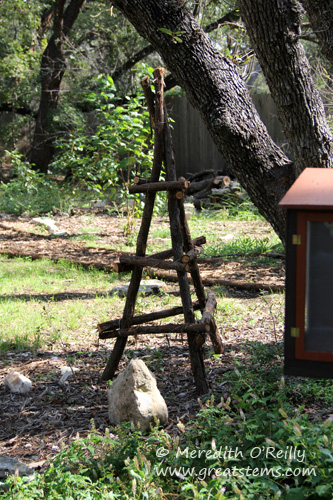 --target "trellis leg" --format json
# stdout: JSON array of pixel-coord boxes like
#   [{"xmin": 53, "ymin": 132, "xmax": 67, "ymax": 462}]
[
  {"xmin": 163, "ymin": 104, "xmax": 209, "ymax": 395},
  {"xmin": 177, "ymin": 193, "xmax": 207, "ymax": 309},
  {"xmin": 101, "ymin": 268, "xmax": 142, "ymax": 380},
  {"xmin": 168, "ymin": 195, "xmax": 209, "ymax": 394},
  {"xmin": 177, "ymin": 197, "xmax": 224, "ymax": 354},
  {"xmin": 101, "ymin": 68, "xmax": 166, "ymax": 381}
]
